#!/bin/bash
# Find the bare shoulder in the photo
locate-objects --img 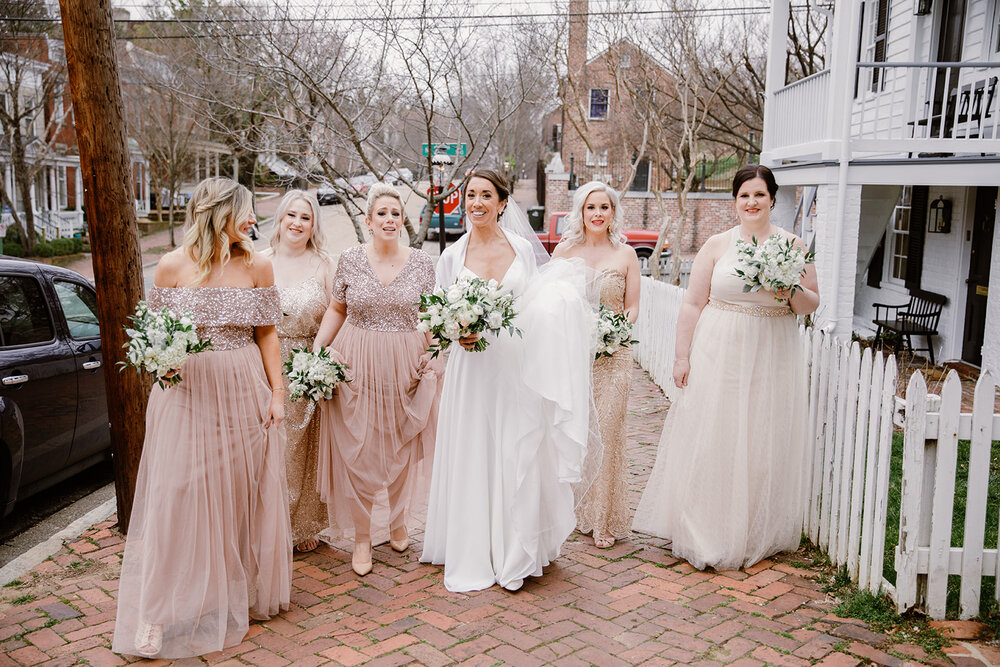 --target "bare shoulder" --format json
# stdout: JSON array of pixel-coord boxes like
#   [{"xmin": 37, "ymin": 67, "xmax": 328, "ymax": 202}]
[
  {"xmin": 153, "ymin": 248, "xmax": 189, "ymax": 287},
  {"xmin": 617, "ymin": 243, "xmax": 639, "ymax": 261},
  {"xmin": 251, "ymin": 252, "xmax": 275, "ymax": 287},
  {"xmin": 552, "ymin": 240, "xmax": 574, "ymax": 258},
  {"xmin": 699, "ymin": 229, "xmax": 733, "ymax": 258}
]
